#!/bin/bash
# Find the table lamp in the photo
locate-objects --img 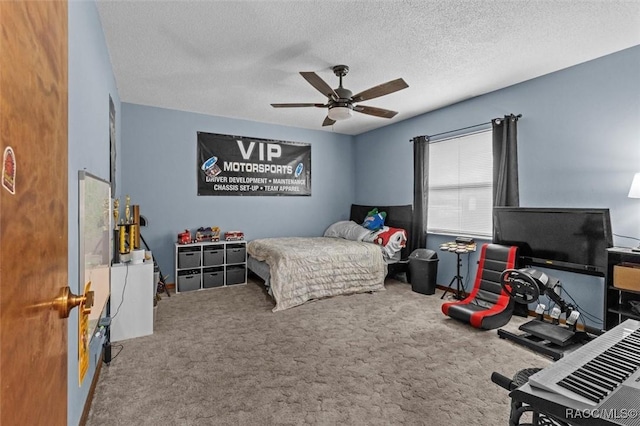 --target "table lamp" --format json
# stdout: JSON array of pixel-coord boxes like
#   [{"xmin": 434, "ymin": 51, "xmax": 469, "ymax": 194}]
[{"xmin": 629, "ymin": 173, "xmax": 640, "ymax": 198}]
